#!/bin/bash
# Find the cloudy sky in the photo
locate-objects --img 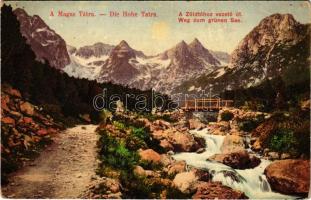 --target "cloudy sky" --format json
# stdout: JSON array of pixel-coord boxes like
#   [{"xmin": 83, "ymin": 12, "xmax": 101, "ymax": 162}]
[{"xmin": 10, "ymin": 1, "xmax": 311, "ymax": 55}]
